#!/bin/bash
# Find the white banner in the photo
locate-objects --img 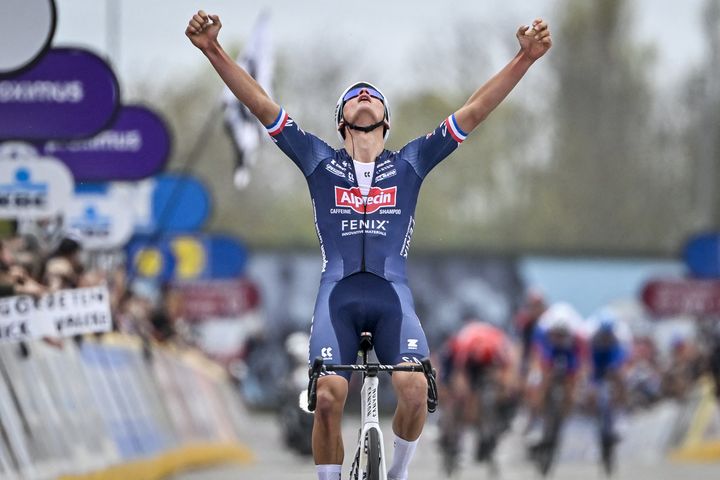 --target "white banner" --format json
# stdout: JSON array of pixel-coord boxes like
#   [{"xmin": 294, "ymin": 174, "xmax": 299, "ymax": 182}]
[
  {"xmin": 65, "ymin": 185, "xmax": 135, "ymax": 250},
  {"xmin": 0, "ymin": 286, "xmax": 112, "ymax": 342},
  {"xmin": 0, "ymin": 154, "xmax": 74, "ymax": 219}
]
